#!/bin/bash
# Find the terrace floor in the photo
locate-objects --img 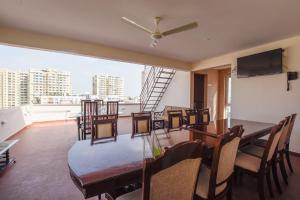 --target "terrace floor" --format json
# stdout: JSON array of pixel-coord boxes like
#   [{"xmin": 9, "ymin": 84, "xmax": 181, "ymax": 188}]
[{"xmin": 0, "ymin": 118, "xmax": 300, "ymax": 200}]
